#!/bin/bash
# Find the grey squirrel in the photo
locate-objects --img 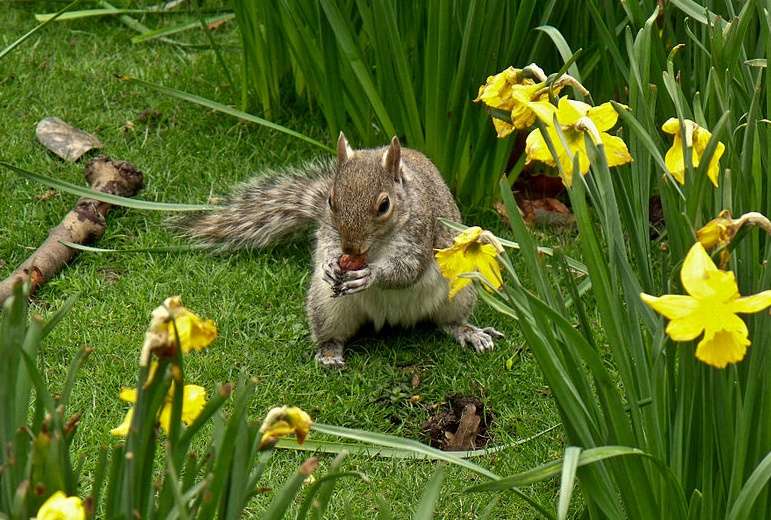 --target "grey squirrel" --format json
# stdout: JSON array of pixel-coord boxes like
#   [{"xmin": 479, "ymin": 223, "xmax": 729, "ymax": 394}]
[{"xmin": 184, "ymin": 133, "xmax": 502, "ymax": 367}]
